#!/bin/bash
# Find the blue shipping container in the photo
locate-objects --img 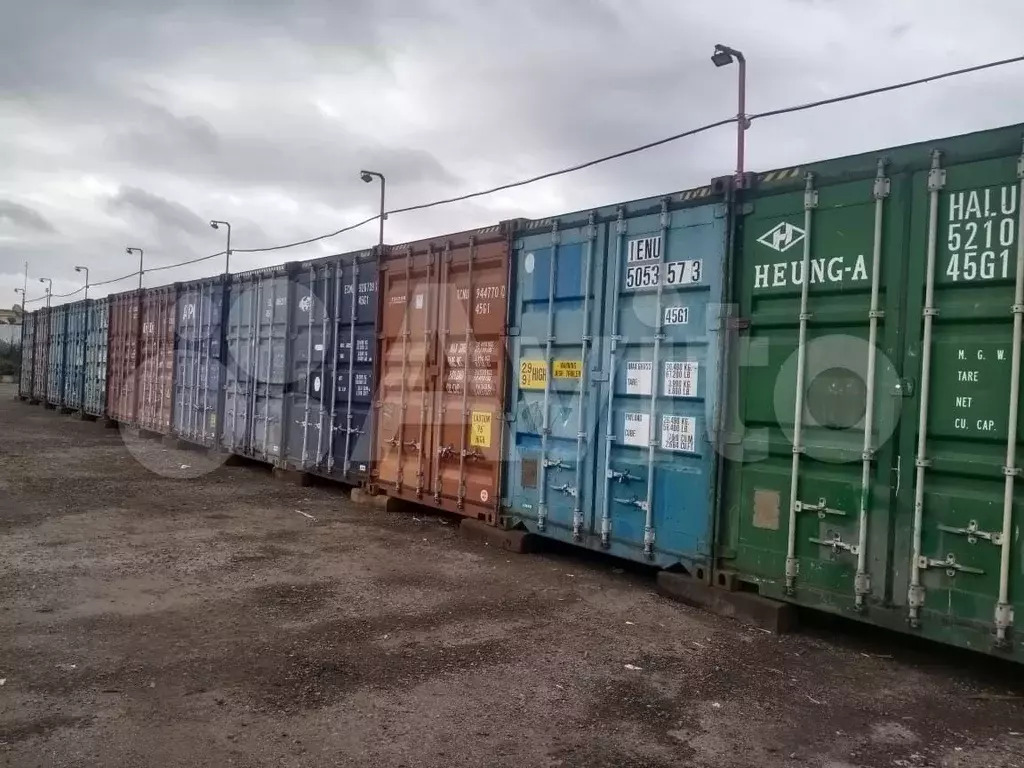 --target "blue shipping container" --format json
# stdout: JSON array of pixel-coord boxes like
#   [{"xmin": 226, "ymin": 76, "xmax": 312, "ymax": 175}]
[
  {"xmin": 503, "ymin": 190, "xmax": 728, "ymax": 570},
  {"xmin": 174, "ymin": 276, "xmax": 227, "ymax": 447},
  {"xmin": 284, "ymin": 251, "xmax": 377, "ymax": 484},
  {"xmin": 63, "ymin": 300, "xmax": 89, "ymax": 412}
]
